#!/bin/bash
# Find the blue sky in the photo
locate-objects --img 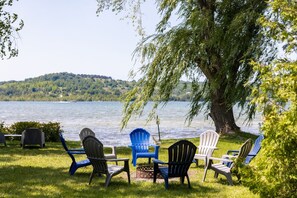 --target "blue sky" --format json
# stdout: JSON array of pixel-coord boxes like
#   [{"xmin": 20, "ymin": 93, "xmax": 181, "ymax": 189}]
[{"xmin": 0, "ymin": 0, "xmax": 158, "ymax": 81}]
